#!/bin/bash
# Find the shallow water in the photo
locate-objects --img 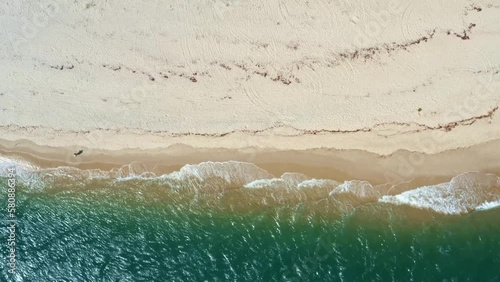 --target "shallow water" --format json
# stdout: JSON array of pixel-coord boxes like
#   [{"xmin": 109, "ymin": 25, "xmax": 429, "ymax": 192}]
[{"xmin": 1, "ymin": 158, "xmax": 500, "ymax": 281}]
